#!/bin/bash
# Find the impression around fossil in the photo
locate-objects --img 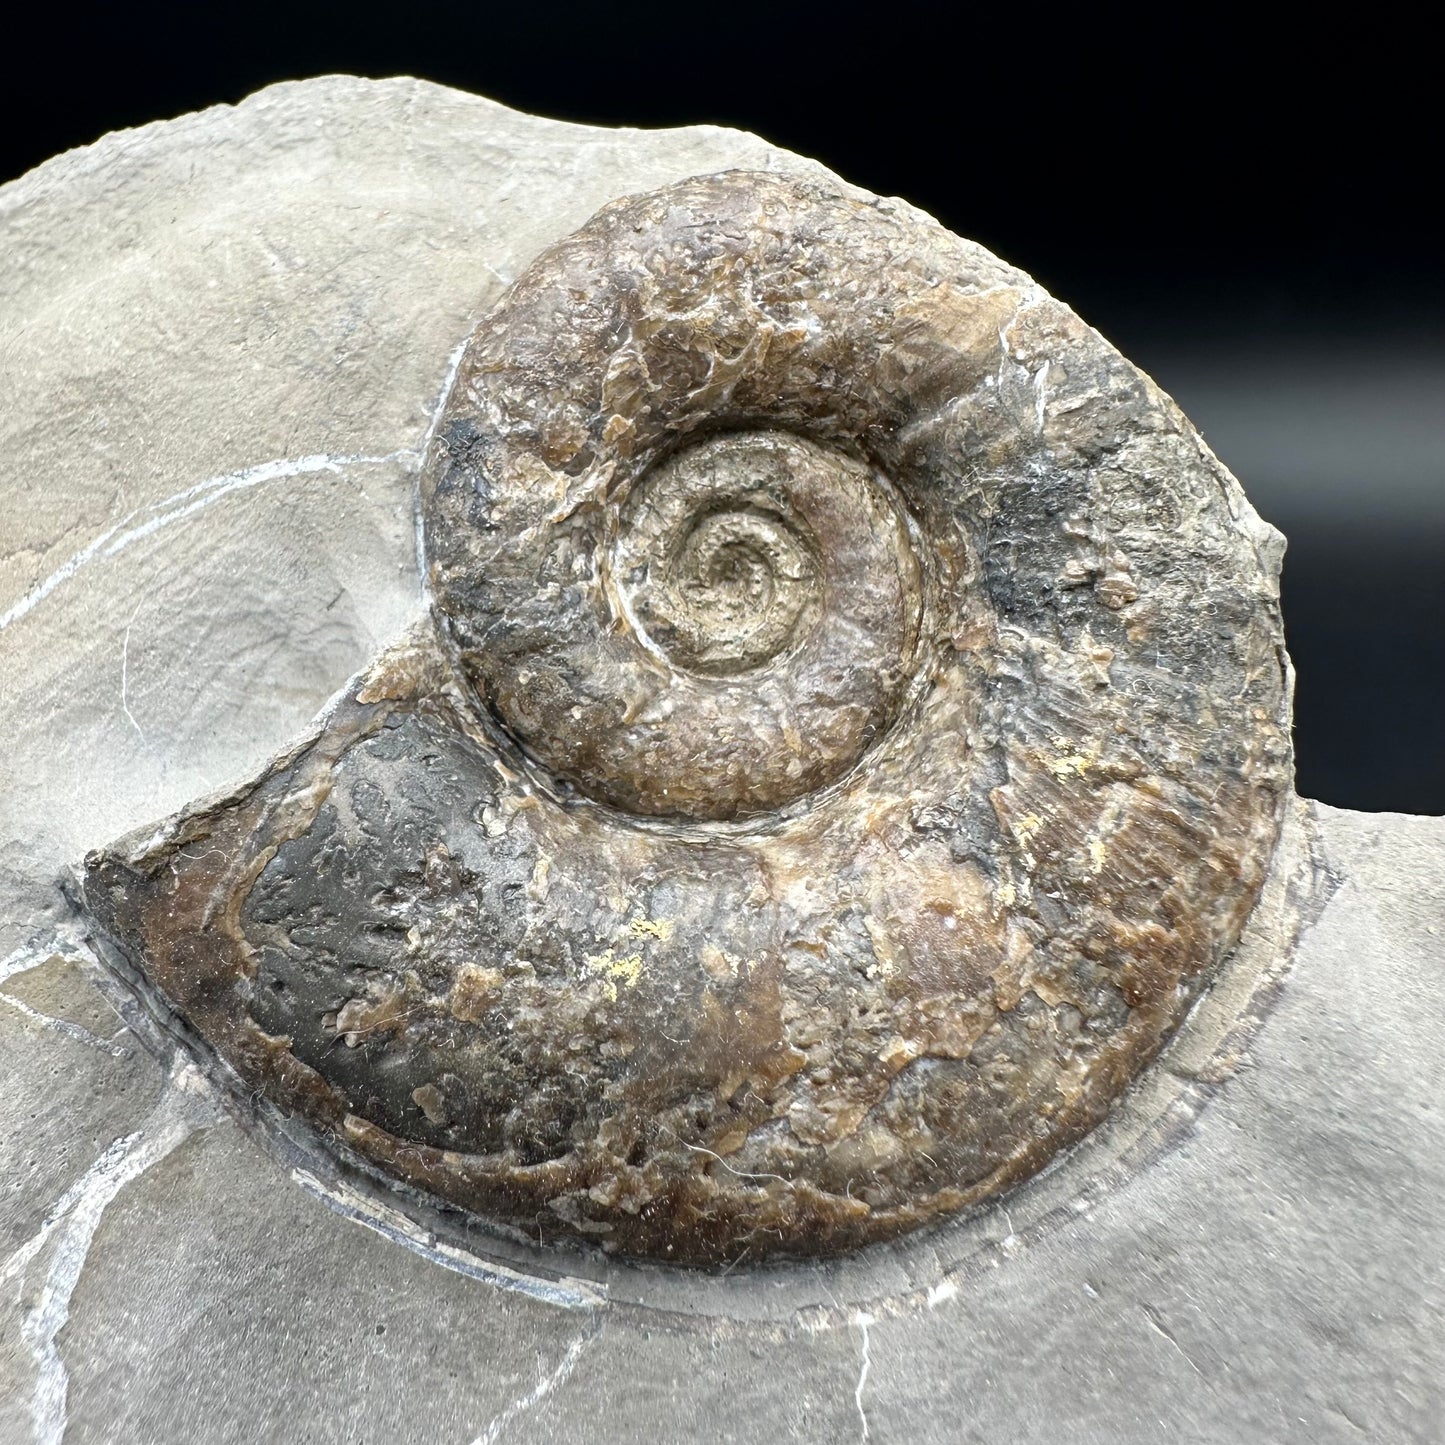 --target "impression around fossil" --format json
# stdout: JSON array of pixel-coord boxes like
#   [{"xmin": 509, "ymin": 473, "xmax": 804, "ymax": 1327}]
[{"xmin": 80, "ymin": 171, "xmax": 1292, "ymax": 1266}]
